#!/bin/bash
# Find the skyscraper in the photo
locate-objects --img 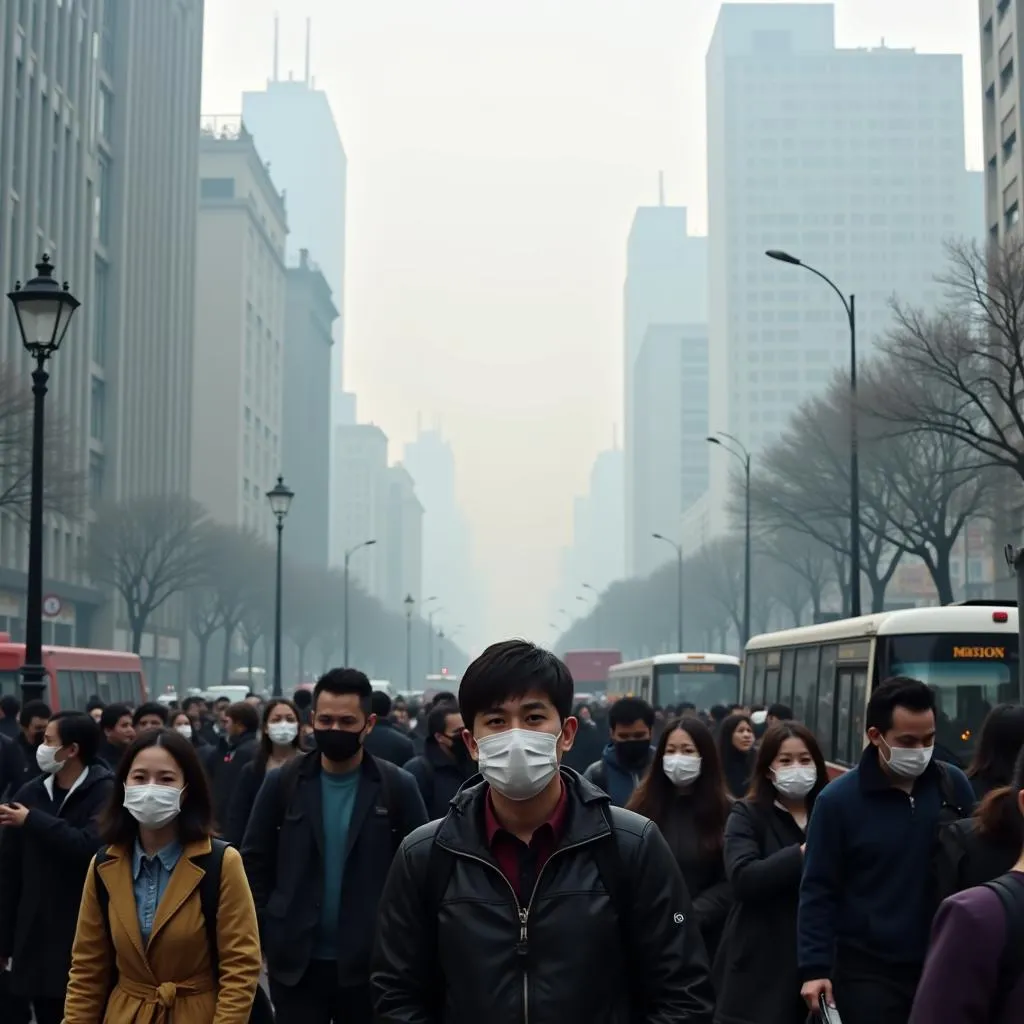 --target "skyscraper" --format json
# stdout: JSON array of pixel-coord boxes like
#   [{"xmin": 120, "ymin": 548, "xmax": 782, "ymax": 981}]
[
  {"xmin": 706, "ymin": 2, "xmax": 970, "ymax": 525},
  {"xmin": 623, "ymin": 197, "xmax": 707, "ymax": 575},
  {"xmin": 385, "ymin": 465, "xmax": 424, "ymax": 608}
]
